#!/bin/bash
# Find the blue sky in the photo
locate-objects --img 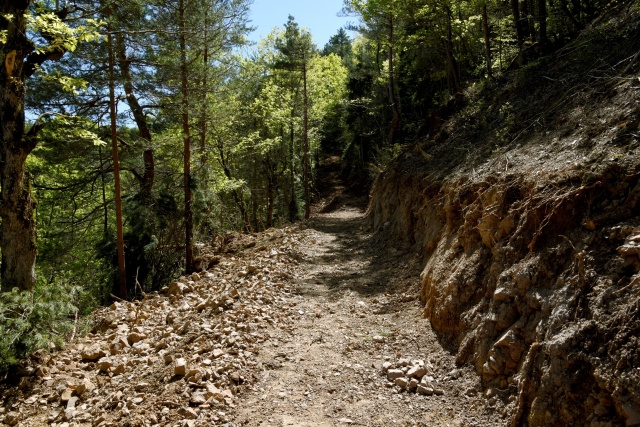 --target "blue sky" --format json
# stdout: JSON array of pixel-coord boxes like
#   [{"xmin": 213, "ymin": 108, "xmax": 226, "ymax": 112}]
[{"xmin": 248, "ymin": 0, "xmax": 354, "ymax": 48}]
